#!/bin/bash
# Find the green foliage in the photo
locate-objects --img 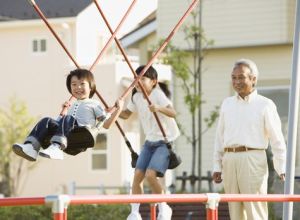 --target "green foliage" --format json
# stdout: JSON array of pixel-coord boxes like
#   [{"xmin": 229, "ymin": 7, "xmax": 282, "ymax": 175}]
[
  {"xmin": 0, "ymin": 96, "xmax": 36, "ymax": 196},
  {"xmin": 0, "ymin": 206, "xmax": 51, "ymax": 220},
  {"xmin": 0, "ymin": 204, "xmax": 130, "ymax": 220},
  {"xmin": 152, "ymin": 5, "xmax": 217, "ymax": 138},
  {"xmin": 68, "ymin": 204, "xmax": 130, "ymax": 220}
]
